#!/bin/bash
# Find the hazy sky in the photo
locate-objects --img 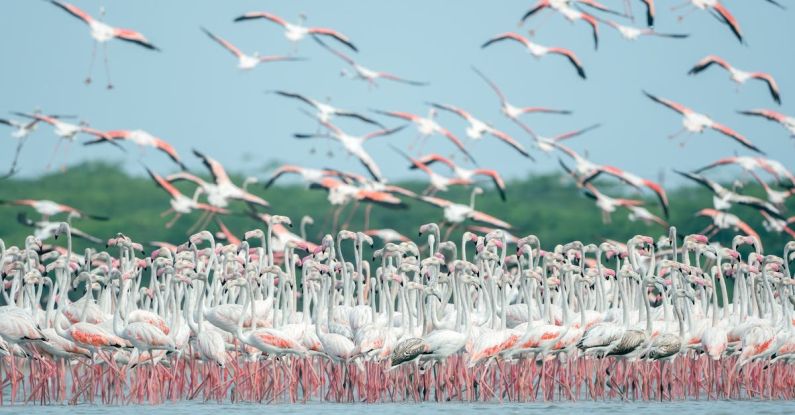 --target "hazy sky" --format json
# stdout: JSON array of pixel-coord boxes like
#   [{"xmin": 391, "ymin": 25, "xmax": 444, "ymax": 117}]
[{"xmin": 1, "ymin": 1, "xmax": 793, "ymax": 186}]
